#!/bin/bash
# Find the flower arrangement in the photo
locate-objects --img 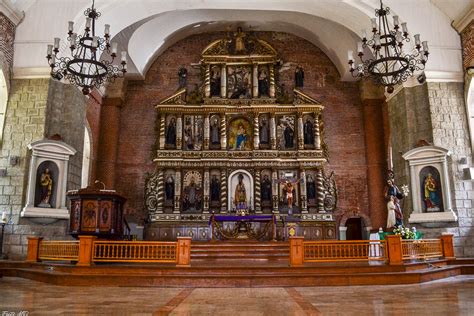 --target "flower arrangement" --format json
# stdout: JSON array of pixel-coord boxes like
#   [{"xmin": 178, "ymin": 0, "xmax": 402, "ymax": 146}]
[{"xmin": 393, "ymin": 225, "xmax": 417, "ymax": 239}]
